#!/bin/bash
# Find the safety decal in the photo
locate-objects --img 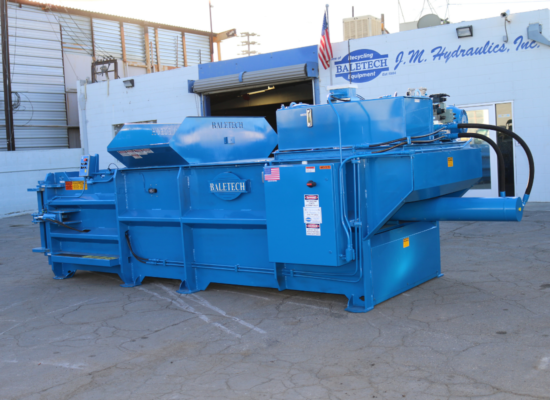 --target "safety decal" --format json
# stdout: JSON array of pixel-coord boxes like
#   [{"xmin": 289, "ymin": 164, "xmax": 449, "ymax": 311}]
[
  {"xmin": 306, "ymin": 166, "xmax": 315, "ymax": 173},
  {"xmin": 319, "ymin": 165, "xmax": 331, "ymax": 170},
  {"xmin": 65, "ymin": 181, "xmax": 88, "ymax": 190},
  {"xmin": 303, "ymin": 207, "xmax": 322, "ymax": 224},
  {"xmin": 447, "ymin": 157, "xmax": 454, "ymax": 167},
  {"xmin": 306, "ymin": 224, "xmax": 321, "ymax": 236},
  {"xmin": 304, "ymin": 194, "xmax": 319, "ymax": 207},
  {"xmin": 118, "ymin": 149, "xmax": 154, "ymax": 159},
  {"xmin": 403, "ymin": 237, "xmax": 410, "ymax": 248}
]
